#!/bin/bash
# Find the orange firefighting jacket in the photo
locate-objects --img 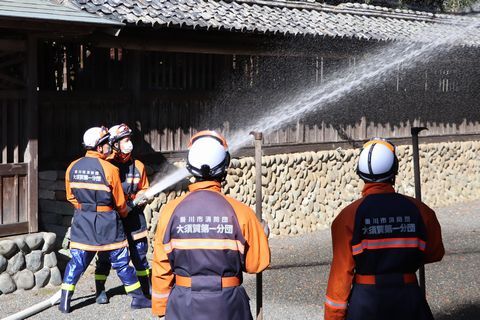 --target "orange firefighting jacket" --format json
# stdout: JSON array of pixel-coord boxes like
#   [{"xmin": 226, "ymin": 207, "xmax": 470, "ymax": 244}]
[
  {"xmin": 66, "ymin": 150, "xmax": 128, "ymax": 217},
  {"xmin": 324, "ymin": 183, "xmax": 444, "ymax": 320},
  {"xmin": 108, "ymin": 151, "xmax": 150, "ymax": 240},
  {"xmin": 107, "ymin": 152, "xmax": 149, "ymax": 200},
  {"xmin": 151, "ymin": 180, "xmax": 271, "ymax": 316},
  {"xmin": 65, "ymin": 150, "xmax": 129, "ymax": 251}
]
